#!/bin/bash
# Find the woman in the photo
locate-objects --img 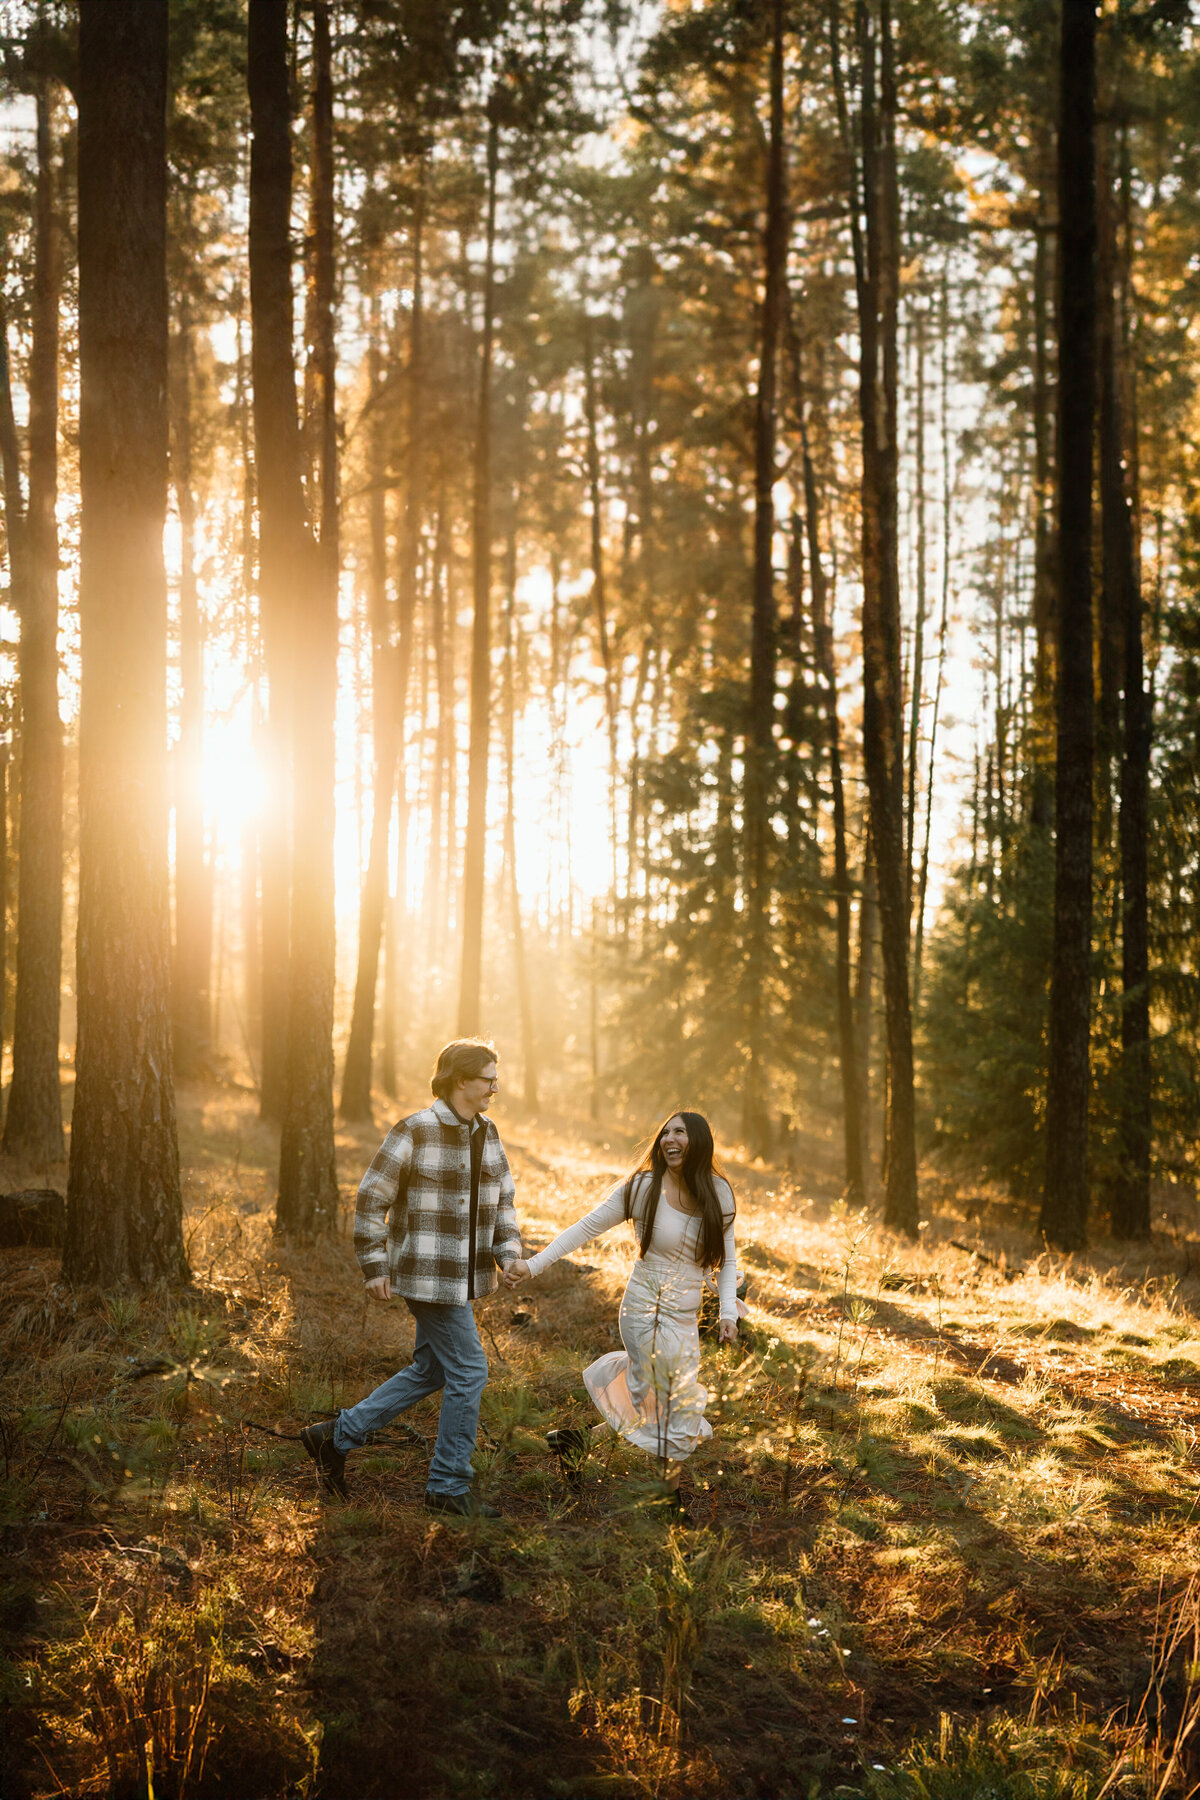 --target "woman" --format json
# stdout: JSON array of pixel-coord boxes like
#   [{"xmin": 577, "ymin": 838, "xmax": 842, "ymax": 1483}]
[{"xmin": 508, "ymin": 1111, "xmax": 738, "ymax": 1508}]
